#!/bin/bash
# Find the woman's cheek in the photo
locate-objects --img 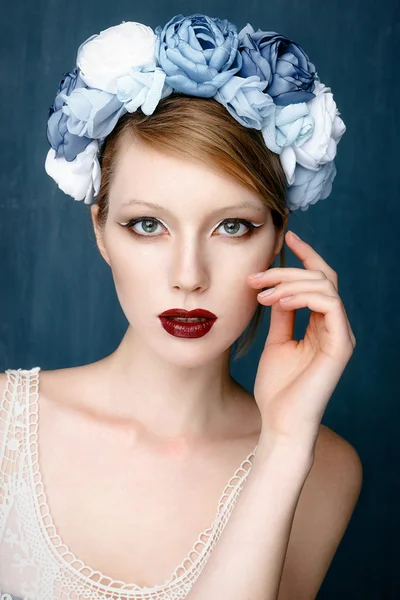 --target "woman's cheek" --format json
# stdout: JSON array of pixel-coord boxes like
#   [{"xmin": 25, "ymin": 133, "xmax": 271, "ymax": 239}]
[{"xmin": 222, "ymin": 273, "xmax": 259, "ymax": 319}]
